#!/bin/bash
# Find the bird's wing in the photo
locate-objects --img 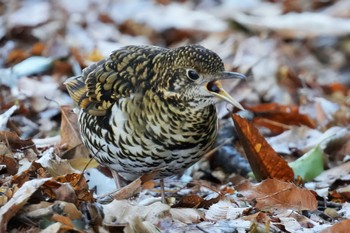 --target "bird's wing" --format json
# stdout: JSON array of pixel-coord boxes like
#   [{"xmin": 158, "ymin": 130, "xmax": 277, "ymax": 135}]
[{"xmin": 65, "ymin": 45, "xmax": 166, "ymax": 116}]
